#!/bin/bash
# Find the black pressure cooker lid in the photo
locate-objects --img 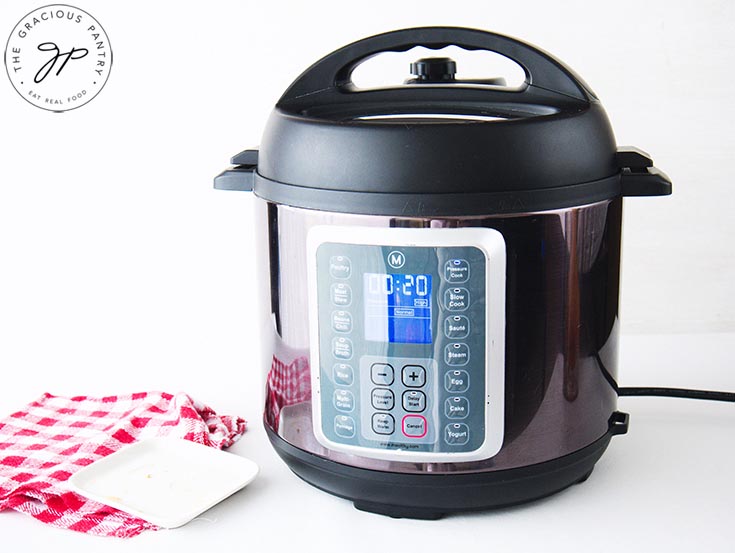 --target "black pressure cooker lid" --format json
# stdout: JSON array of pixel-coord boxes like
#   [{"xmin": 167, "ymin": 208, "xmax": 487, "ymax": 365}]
[{"xmin": 215, "ymin": 27, "xmax": 671, "ymax": 216}]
